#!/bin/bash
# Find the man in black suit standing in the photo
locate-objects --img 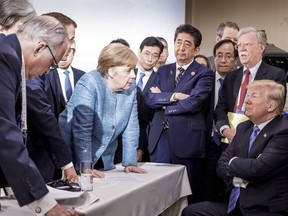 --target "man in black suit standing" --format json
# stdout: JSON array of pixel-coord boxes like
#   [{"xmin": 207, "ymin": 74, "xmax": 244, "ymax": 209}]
[
  {"xmin": 214, "ymin": 27, "xmax": 286, "ymax": 144},
  {"xmin": 135, "ymin": 36, "xmax": 164, "ymax": 162},
  {"xmin": 182, "ymin": 79, "xmax": 288, "ymax": 215},
  {"xmin": 26, "ymin": 13, "xmax": 85, "ymax": 182},
  {"xmin": 43, "ymin": 12, "xmax": 86, "ymax": 120}
]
